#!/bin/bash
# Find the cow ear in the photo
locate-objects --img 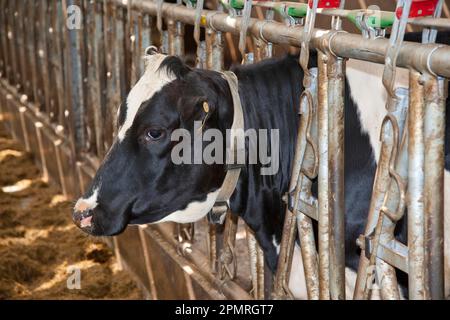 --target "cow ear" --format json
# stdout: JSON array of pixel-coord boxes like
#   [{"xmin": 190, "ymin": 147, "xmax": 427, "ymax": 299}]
[{"xmin": 160, "ymin": 56, "xmax": 191, "ymax": 79}]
